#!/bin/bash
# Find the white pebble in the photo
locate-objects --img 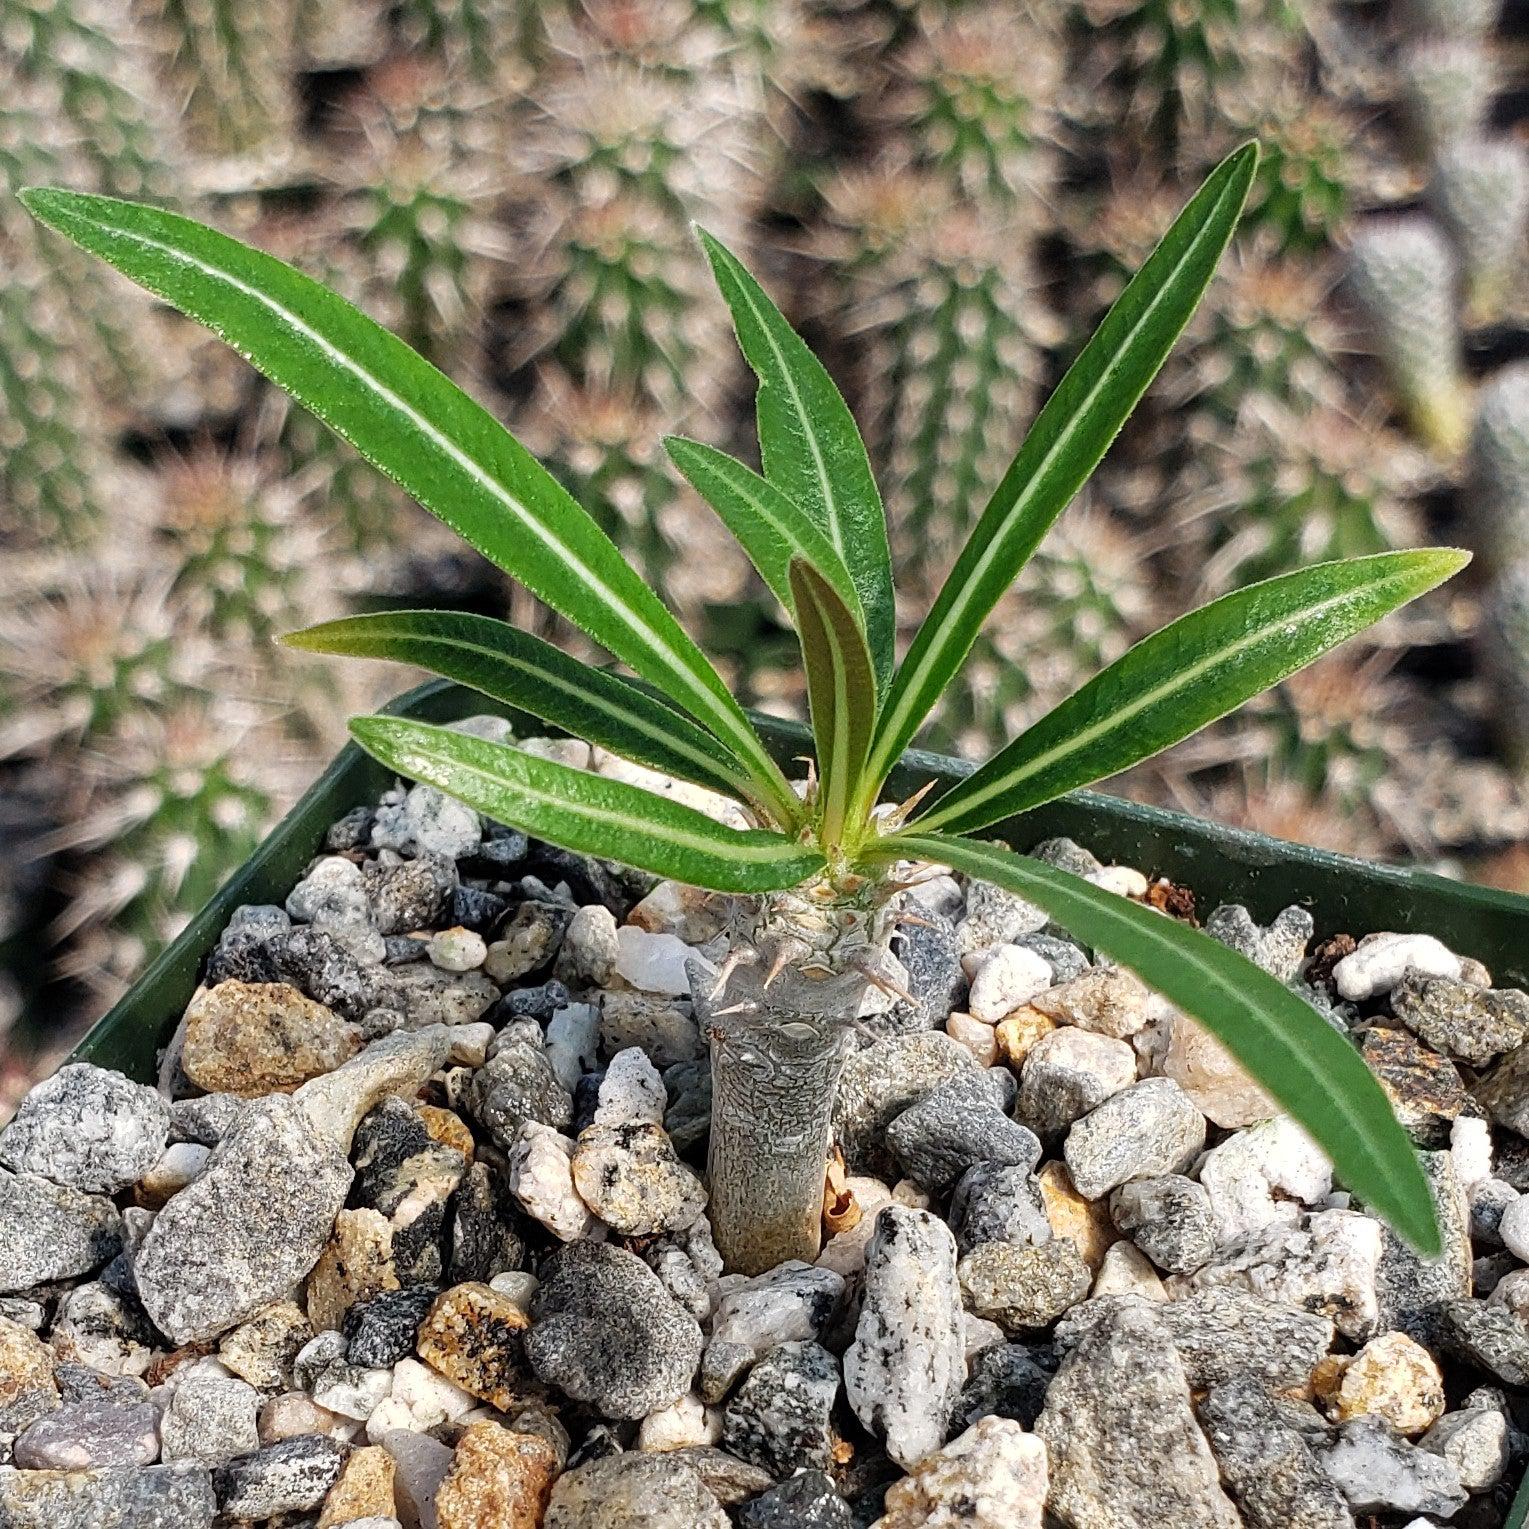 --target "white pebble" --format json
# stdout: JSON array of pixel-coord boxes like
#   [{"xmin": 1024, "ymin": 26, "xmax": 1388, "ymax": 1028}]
[
  {"xmin": 1496, "ymin": 1195, "xmax": 1529, "ymax": 1263},
  {"xmin": 946, "ymin": 1012, "xmax": 998, "ymax": 1066},
  {"xmin": 447, "ymin": 1023, "xmax": 495, "ymax": 1068},
  {"xmin": 1451, "ymin": 1116, "xmax": 1494, "ymax": 1190},
  {"xmin": 615, "ymin": 926, "xmax": 709, "ymax": 996},
  {"xmin": 487, "ymin": 1272, "xmax": 539, "ymax": 1315},
  {"xmin": 140, "ymin": 1142, "xmax": 211, "ymax": 1201},
  {"xmin": 427, "ymin": 927, "xmax": 487, "ymax": 972},
  {"xmin": 313, "ymin": 1366, "xmax": 393, "ymax": 1421},
  {"xmin": 1087, "ymin": 866, "xmax": 1149, "ymax": 897},
  {"xmin": 594, "ymin": 1047, "xmax": 668, "ymax": 1128},
  {"xmin": 1333, "ymin": 933, "xmax": 1462, "ymax": 1002},
  {"xmin": 509, "ymin": 1122, "xmax": 599, "ymax": 1241},
  {"xmin": 1197, "ymin": 1116, "xmax": 1334, "ymax": 1244},
  {"xmin": 967, "ymin": 945, "xmax": 1054, "ymax": 1023},
  {"xmin": 1092, "ymin": 1240, "xmax": 1167, "ymax": 1301},
  {"xmin": 637, "ymin": 1391, "xmax": 720, "ymax": 1451}
]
